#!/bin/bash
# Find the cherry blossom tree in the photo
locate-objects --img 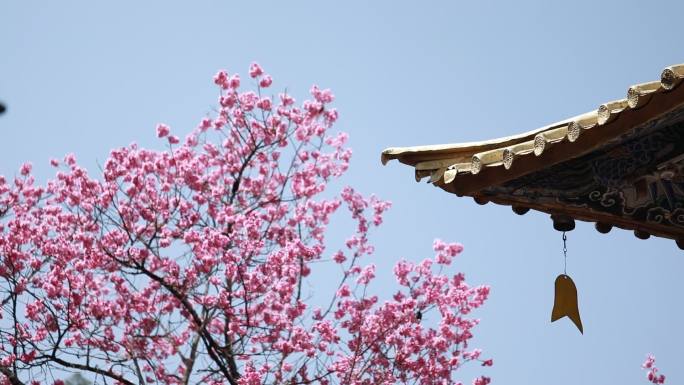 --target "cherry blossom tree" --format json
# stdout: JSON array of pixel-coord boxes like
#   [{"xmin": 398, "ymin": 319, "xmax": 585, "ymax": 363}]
[{"xmin": 0, "ymin": 64, "xmax": 492, "ymax": 385}]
